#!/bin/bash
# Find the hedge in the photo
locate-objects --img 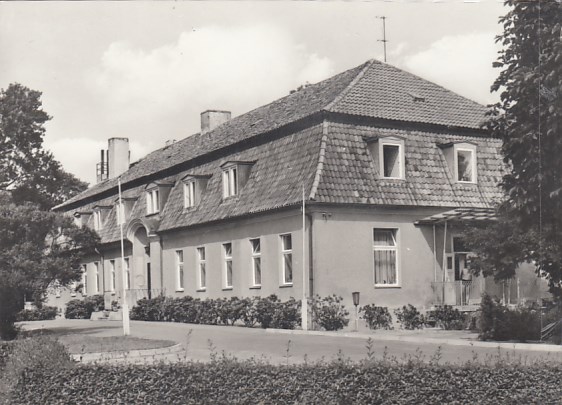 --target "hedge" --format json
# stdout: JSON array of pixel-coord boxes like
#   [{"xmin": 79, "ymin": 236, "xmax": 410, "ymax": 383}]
[
  {"xmin": 9, "ymin": 360, "xmax": 562, "ymax": 404},
  {"xmin": 16, "ymin": 306, "xmax": 58, "ymax": 322},
  {"xmin": 130, "ymin": 295, "xmax": 301, "ymax": 330},
  {"xmin": 64, "ymin": 295, "xmax": 105, "ymax": 319}
]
